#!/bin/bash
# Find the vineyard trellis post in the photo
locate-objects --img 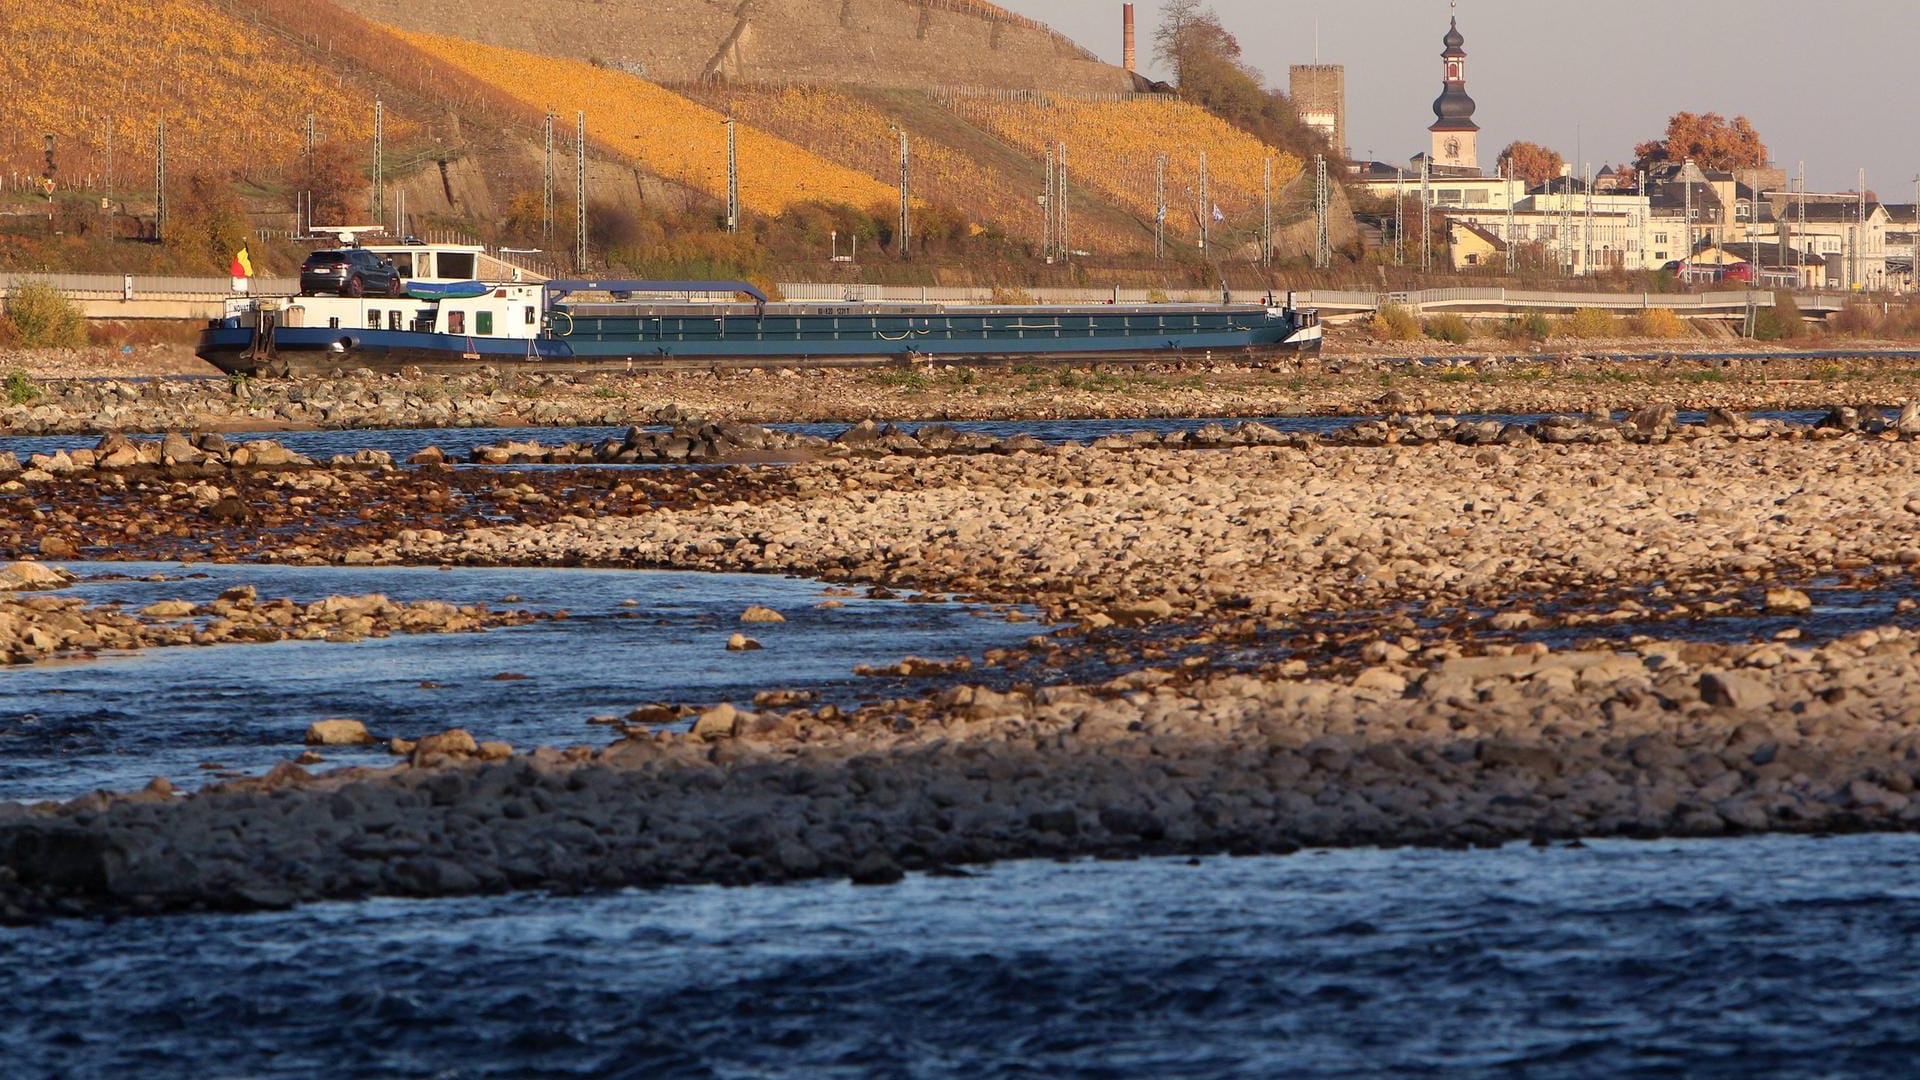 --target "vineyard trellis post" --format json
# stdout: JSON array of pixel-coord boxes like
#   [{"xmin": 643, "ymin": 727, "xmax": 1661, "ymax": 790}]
[
  {"xmin": 575, "ymin": 111, "xmax": 587, "ymax": 271},
  {"xmin": 1154, "ymin": 154, "xmax": 1166, "ymax": 260},
  {"xmin": 371, "ymin": 99, "xmax": 383, "ymax": 225}
]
